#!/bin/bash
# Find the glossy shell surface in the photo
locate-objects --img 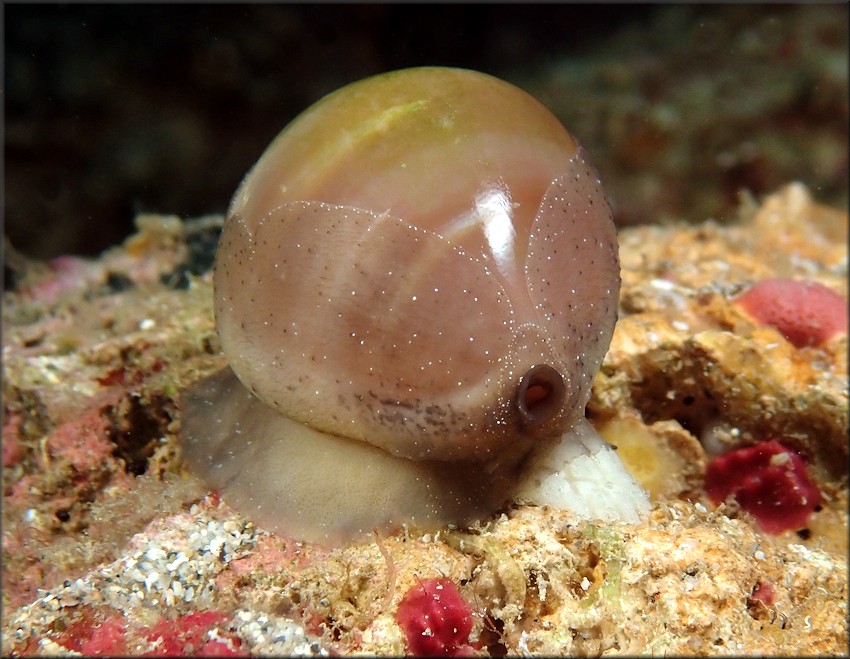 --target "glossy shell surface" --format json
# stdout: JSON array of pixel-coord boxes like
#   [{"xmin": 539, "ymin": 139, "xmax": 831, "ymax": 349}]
[{"xmin": 214, "ymin": 67, "xmax": 620, "ymax": 463}]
